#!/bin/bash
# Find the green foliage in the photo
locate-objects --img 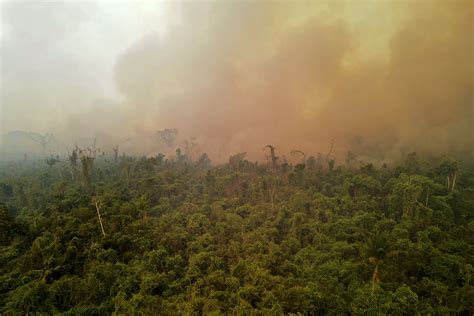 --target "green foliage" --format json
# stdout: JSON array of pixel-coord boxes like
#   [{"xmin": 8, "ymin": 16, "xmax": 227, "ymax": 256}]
[{"xmin": 0, "ymin": 153, "xmax": 473, "ymax": 314}]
